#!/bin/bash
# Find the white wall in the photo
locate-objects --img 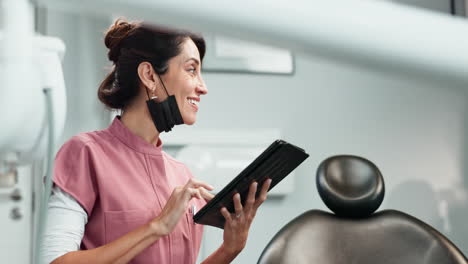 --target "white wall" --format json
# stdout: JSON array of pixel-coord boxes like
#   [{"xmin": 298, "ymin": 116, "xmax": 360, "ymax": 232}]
[{"xmin": 43, "ymin": 7, "xmax": 468, "ymax": 264}]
